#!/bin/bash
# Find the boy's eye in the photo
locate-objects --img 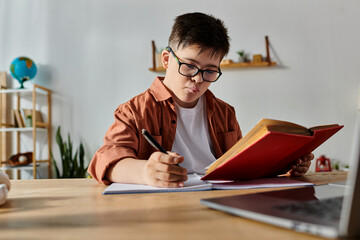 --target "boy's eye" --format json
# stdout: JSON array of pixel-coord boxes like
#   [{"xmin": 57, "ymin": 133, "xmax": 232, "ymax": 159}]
[
  {"xmin": 183, "ymin": 64, "xmax": 197, "ymax": 70},
  {"xmin": 182, "ymin": 64, "xmax": 198, "ymax": 74},
  {"xmin": 204, "ymin": 70, "xmax": 218, "ymax": 77}
]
